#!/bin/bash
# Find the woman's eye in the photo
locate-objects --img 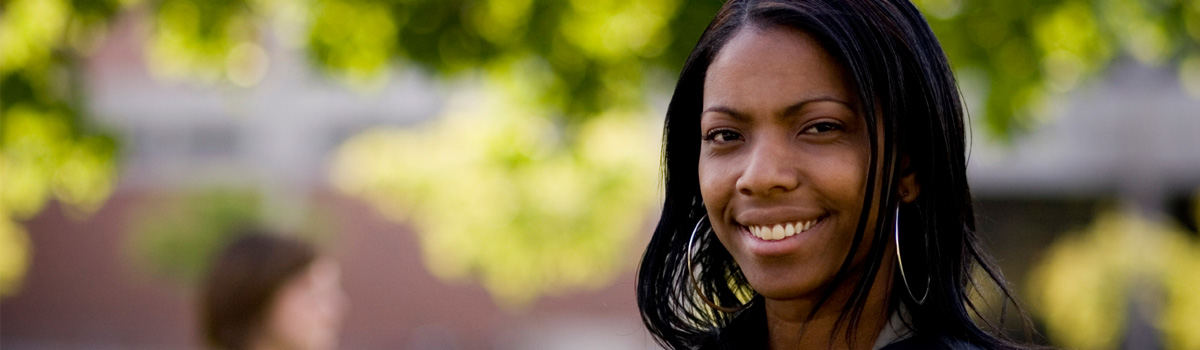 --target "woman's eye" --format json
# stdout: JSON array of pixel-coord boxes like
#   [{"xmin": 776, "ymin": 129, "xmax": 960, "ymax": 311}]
[
  {"xmin": 803, "ymin": 122, "xmax": 843, "ymax": 134},
  {"xmin": 704, "ymin": 129, "xmax": 743, "ymax": 143}
]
